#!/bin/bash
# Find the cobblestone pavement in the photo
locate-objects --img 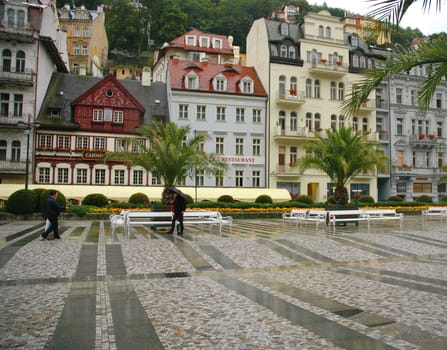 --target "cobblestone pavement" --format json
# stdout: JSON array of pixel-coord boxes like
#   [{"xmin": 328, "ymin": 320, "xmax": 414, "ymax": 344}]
[{"xmin": 1, "ymin": 216, "xmax": 447, "ymax": 349}]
